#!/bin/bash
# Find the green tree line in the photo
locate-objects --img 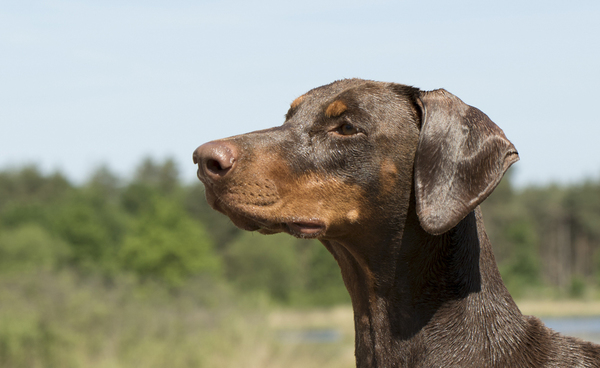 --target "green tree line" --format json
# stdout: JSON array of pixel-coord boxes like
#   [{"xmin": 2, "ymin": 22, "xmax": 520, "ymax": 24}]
[
  {"xmin": 482, "ymin": 170, "xmax": 600, "ymax": 297},
  {"xmin": 1, "ymin": 161, "xmax": 600, "ymax": 302}
]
